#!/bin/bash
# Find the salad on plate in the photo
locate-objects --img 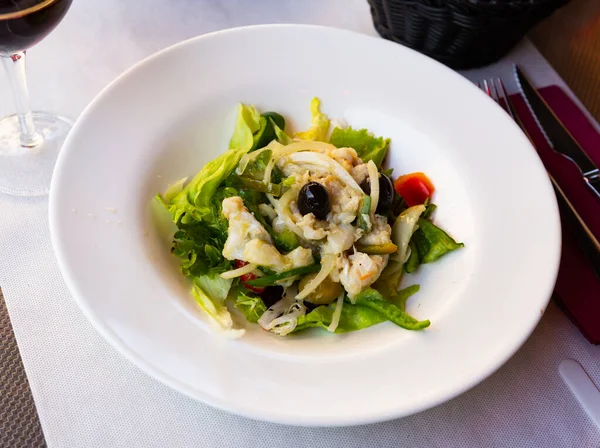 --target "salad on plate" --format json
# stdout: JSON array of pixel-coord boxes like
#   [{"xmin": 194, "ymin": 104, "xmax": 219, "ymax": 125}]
[{"xmin": 157, "ymin": 99, "xmax": 463, "ymax": 338}]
